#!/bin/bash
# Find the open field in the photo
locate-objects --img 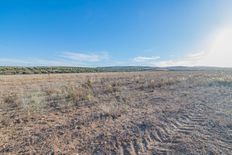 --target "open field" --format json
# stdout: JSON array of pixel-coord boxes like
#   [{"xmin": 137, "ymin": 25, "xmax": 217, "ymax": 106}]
[{"xmin": 0, "ymin": 71, "xmax": 232, "ymax": 154}]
